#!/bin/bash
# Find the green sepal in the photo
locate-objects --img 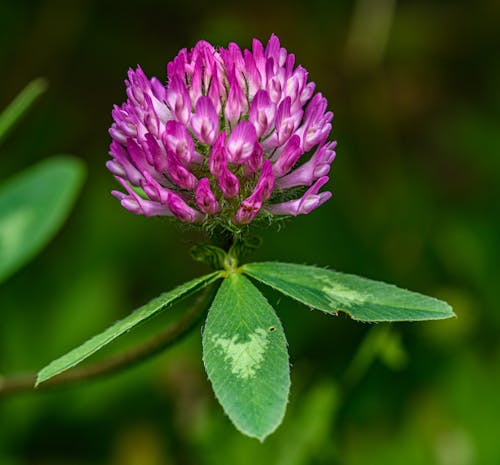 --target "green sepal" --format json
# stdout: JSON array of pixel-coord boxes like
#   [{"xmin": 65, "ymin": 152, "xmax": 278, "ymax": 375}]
[
  {"xmin": 190, "ymin": 243, "xmax": 230, "ymax": 271},
  {"xmin": 190, "ymin": 236, "xmax": 262, "ymax": 272}
]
